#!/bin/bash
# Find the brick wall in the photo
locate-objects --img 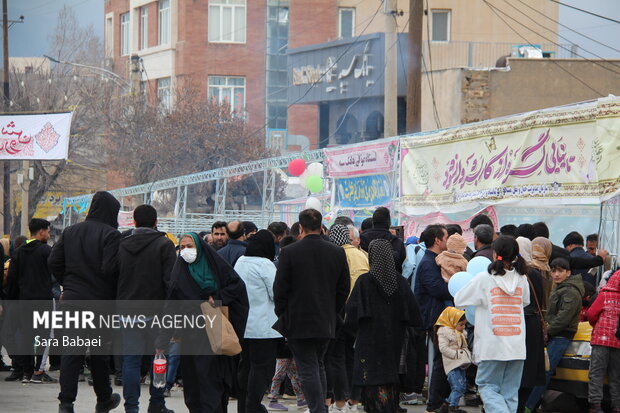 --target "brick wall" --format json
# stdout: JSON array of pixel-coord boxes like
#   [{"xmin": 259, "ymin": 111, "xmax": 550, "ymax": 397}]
[
  {"xmin": 461, "ymin": 70, "xmax": 490, "ymax": 124},
  {"xmin": 287, "ymin": 0, "xmax": 338, "ymax": 149}
]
